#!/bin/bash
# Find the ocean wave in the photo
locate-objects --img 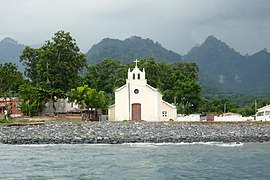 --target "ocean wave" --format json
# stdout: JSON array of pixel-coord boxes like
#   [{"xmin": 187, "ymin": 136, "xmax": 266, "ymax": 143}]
[
  {"xmin": 192, "ymin": 142, "xmax": 244, "ymax": 147},
  {"xmin": 1, "ymin": 142, "xmax": 244, "ymax": 147},
  {"xmin": 122, "ymin": 142, "xmax": 244, "ymax": 147}
]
